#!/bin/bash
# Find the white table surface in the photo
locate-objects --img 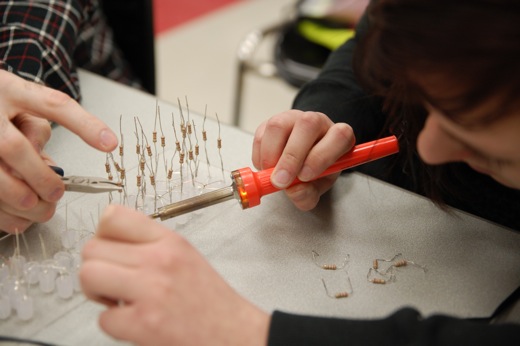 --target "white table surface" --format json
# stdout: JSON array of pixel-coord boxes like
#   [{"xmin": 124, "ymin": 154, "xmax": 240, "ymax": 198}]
[{"xmin": 1, "ymin": 70, "xmax": 519, "ymax": 345}]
